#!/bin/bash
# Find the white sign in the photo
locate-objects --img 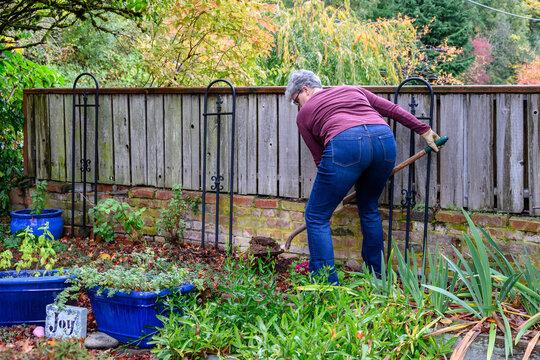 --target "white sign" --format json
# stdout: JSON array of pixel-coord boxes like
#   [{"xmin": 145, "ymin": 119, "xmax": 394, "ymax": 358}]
[{"xmin": 45, "ymin": 304, "xmax": 87, "ymax": 339}]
